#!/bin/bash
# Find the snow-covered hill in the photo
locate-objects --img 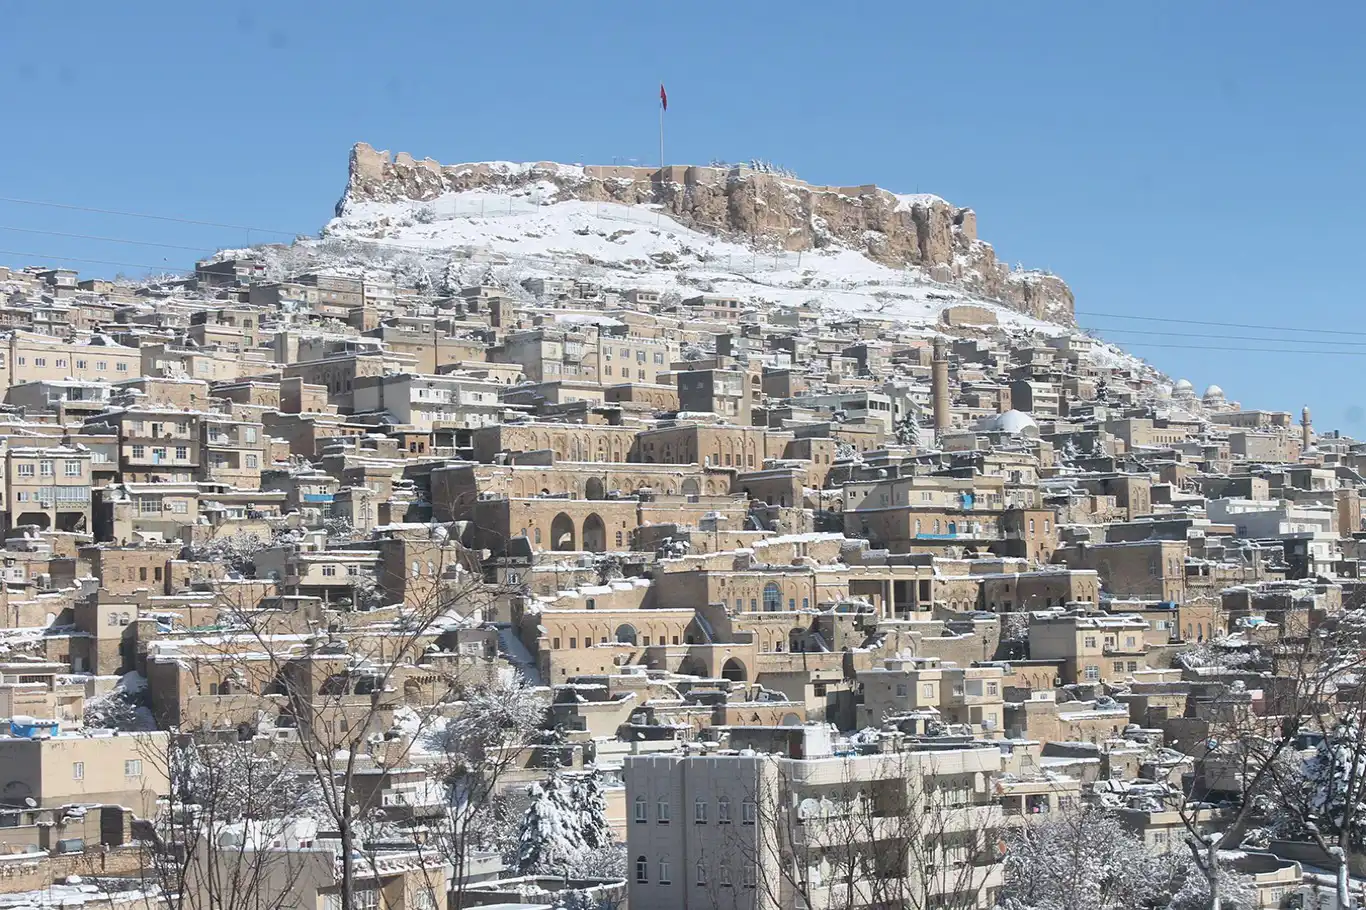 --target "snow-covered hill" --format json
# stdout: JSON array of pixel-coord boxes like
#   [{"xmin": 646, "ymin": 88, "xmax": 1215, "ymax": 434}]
[{"xmin": 316, "ymin": 181, "xmax": 1060, "ymax": 332}]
